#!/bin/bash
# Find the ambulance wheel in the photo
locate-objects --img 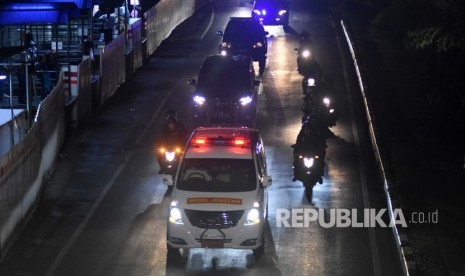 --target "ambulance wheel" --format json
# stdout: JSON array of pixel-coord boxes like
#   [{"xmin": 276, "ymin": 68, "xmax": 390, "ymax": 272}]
[{"xmin": 166, "ymin": 244, "xmax": 181, "ymax": 266}]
